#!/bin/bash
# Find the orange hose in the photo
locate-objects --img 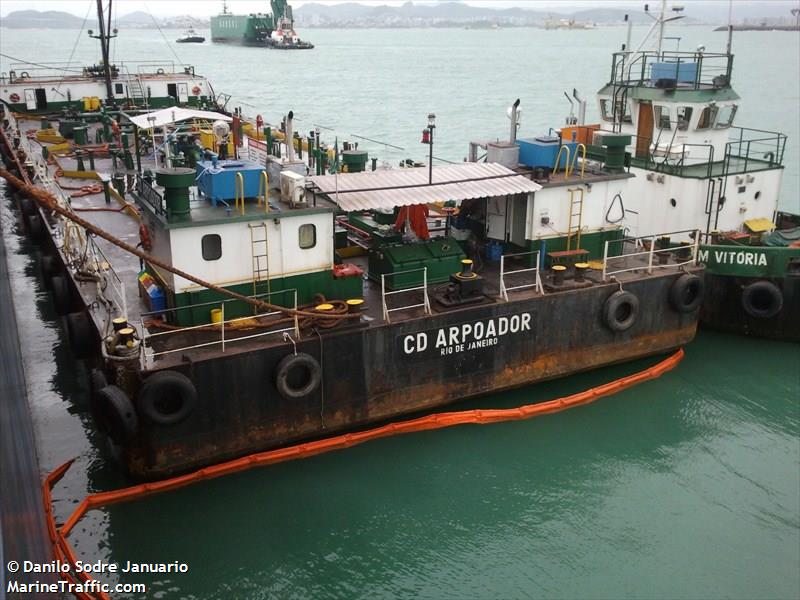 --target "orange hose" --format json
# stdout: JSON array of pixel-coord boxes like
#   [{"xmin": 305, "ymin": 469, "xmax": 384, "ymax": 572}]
[{"xmin": 43, "ymin": 348, "xmax": 683, "ymax": 598}]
